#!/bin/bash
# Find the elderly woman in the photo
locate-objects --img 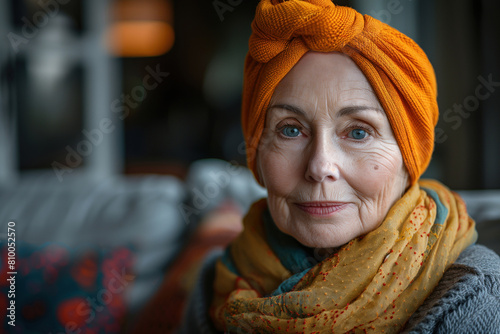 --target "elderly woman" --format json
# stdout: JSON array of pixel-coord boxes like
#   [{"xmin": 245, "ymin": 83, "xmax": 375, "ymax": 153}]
[{"xmin": 180, "ymin": 1, "xmax": 500, "ymax": 333}]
